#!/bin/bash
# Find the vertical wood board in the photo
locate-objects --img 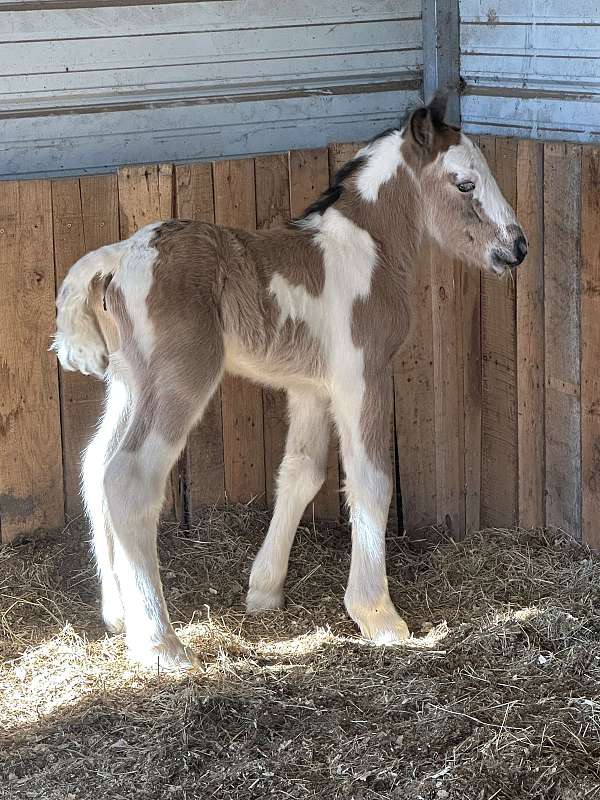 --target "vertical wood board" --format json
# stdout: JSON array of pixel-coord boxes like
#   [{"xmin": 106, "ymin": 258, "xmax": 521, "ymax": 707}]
[
  {"xmin": 480, "ymin": 136, "xmax": 519, "ymax": 528},
  {"xmin": 174, "ymin": 163, "xmax": 225, "ymax": 510},
  {"xmin": 393, "ymin": 241, "xmax": 437, "ymax": 534},
  {"xmin": 213, "ymin": 158, "xmax": 266, "ymax": 504},
  {"xmin": 0, "ymin": 180, "xmax": 64, "ymax": 541},
  {"xmin": 516, "ymin": 141, "xmax": 546, "ymax": 529},
  {"xmin": 52, "ymin": 175, "xmax": 119, "ymax": 519},
  {"xmin": 461, "ymin": 135, "xmax": 482, "ymax": 535},
  {"xmin": 431, "ymin": 246, "xmax": 465, "ymax": 537},
  {"xmin": 460, "ymin": 274, "xmax": 482, "ymax": 535},
  {"xmin": 543, "ymin": 142, "xmax": 582, "ymax": 535},
  {"xmin": 580, "ymin": 146, "xmax": 600, "ymax": 548}
]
